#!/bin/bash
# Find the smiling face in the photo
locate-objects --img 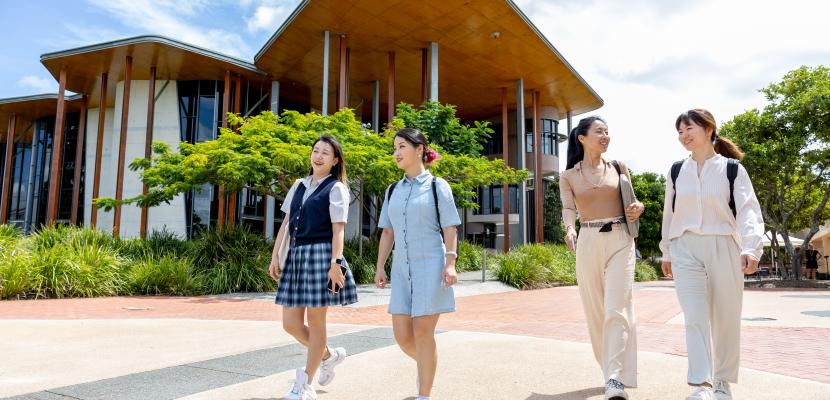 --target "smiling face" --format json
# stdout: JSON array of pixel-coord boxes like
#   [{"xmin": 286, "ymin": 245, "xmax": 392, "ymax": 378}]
[
  {"xmin": 310, "ymin": 140, "xmax": 339, "ymax": 176},
  {"xmin": 393, "ymin": 136, "xmax": 423, "ymax": 170},
  {"xmin": 577, "ymin": 120, "xmax": 610, "ymax": 154},
  {"xmin": 677, "ymin": 119, "xmax": 713, "ymax": 153}
]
